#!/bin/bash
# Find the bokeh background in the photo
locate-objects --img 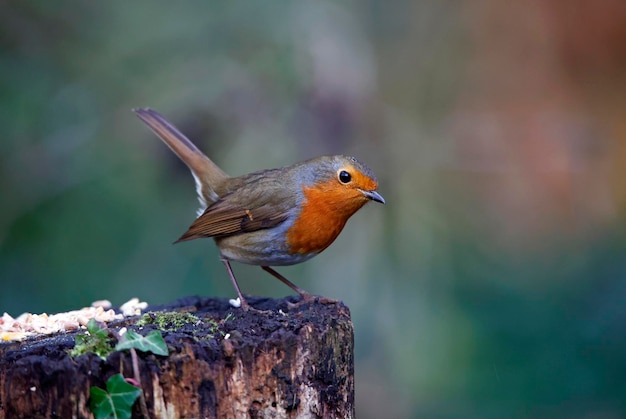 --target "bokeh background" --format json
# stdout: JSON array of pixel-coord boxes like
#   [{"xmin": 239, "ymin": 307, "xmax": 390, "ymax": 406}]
[{"xmin": 2, "ymin": 1, "xmax": 626, "ymax": 417}]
